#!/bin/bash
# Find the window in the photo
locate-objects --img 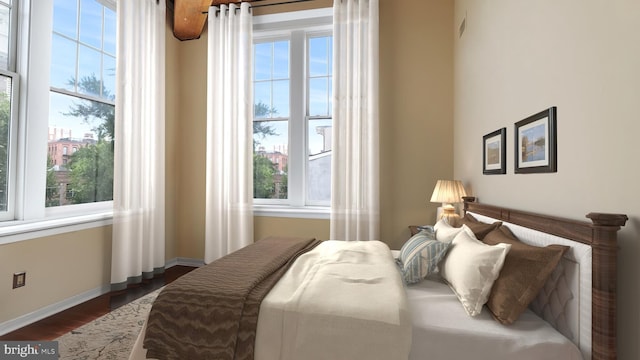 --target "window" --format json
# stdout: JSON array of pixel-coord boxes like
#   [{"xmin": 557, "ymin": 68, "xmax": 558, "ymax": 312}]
[
  {"xmin": 252, "ymin": 9, "xmax": 332, "ymax": 215},
  {"xmin": 0, "ymin": 0, "xmax": 18, "ymax": 221},
  {"xmin": 306, "ymin": 35, "xmax": 332, "ymax": 203},
  {"xmin": 47, "ymin": 0, "xmax": 116, "ymax": 208},
  {"xmin": 253, "ymin": 39, "xmax": 290, "ymax": 200},
  {"xmin": 0, "ymin": 0, "xmax": 116, "ymax": 229}
]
